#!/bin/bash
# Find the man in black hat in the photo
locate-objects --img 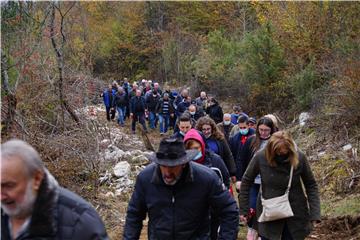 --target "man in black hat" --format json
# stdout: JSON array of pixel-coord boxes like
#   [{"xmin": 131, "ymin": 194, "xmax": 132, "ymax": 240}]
[{"xmin": 123, "ymin": 137, "xmax": 239, "ymax": 239}]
